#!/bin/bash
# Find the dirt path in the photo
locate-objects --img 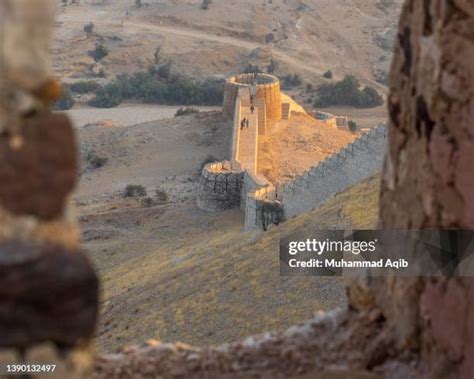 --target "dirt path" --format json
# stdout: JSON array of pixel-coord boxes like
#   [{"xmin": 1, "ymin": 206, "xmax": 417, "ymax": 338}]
[
  {"xmin": 125, "ymin": 22, "xmax": 330, "ymax": 80},
  {"xmin": 59, "ymin": 12, "xmax": 385, "ymax": 91}
]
